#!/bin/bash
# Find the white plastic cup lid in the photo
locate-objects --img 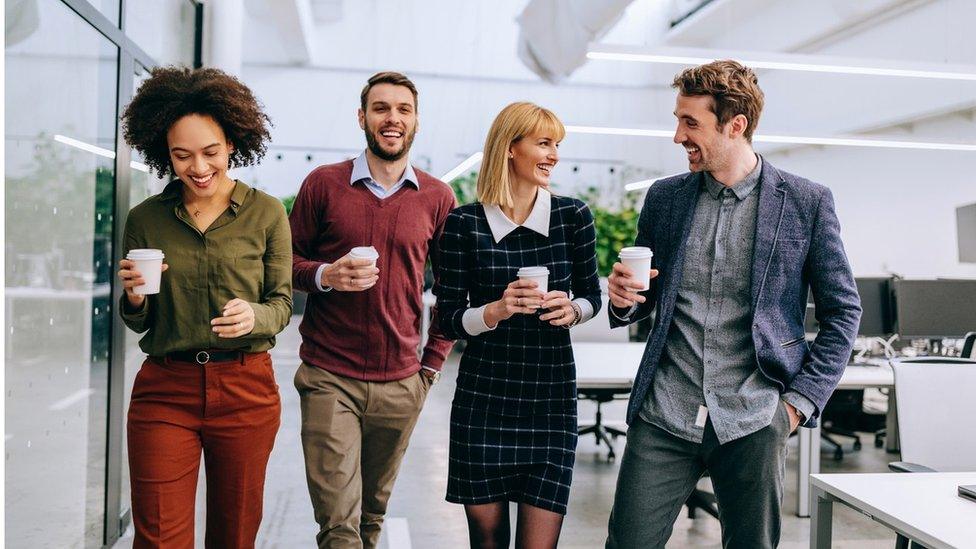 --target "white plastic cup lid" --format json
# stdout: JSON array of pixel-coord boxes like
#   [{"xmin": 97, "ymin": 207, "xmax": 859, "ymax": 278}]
[
  {"xmin": 517, "ymin": 266, "xmax": 549, "ymax": 277},
  {"xmin": 619, "ymin": 246, "xmax": 653, "ymax": 259},
  {"xmin": 349, "ymin": 246, "xmax": 379, "ymax": 260},
  {"xmin": 127, "ymin": 249, "xmax": 164, "ymax": 260}
]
